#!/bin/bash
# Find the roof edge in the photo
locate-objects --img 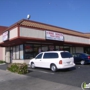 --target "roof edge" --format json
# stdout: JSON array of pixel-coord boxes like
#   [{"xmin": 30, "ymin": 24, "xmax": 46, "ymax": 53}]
[{"xmin": 2, "ymin": 19, "xmax": 90, "ymax": 38}]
